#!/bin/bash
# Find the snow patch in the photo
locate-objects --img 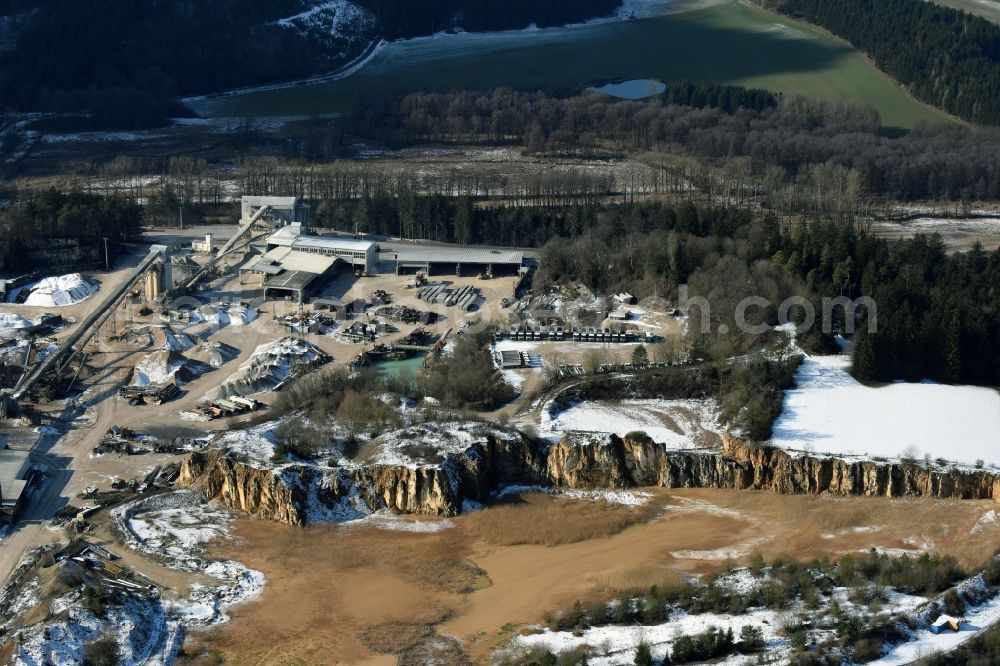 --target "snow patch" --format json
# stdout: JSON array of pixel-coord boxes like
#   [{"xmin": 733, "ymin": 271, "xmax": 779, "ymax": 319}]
[
  {"xmin": 672, "ymin": 537, "xmax": 771, "ymax": 561},
  {"xmin": 541, "ymin": 398, "xmax": 723, "ymax": 447},
  {"xmin": 132, "ymin": 350, "xmax": 209, "ymax": 387},
  {"xmin": 973, "ymin": 511, "xmax": 999, "ymax": 534},
  {"xmin": 112, "ymin": 491, "xmax": 265, "ymax": 626},
  {"xmin": 870, "ymin": 587, "xmax": 1000, "ymax": 665},
  {"xmin": 770, "ymin": 353, "xmax": 1000, "ymax": 467},
  {"xmin": 514, "ymin": 607, "xmax": 788, "ymax": 666},
  {"xmin": 0, "ymin": 312, "xmax": 31, "ymax": 337}
]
